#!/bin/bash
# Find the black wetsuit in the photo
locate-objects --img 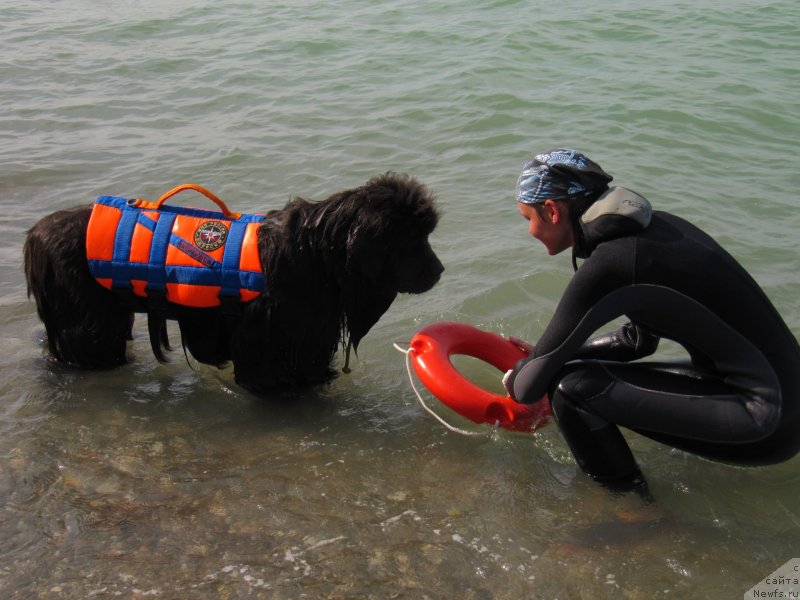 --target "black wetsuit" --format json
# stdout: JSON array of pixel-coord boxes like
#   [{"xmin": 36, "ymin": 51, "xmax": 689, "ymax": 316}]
[{"xmin": 508, "ymin": 188, "xmax": 800, "ymax": 482}]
